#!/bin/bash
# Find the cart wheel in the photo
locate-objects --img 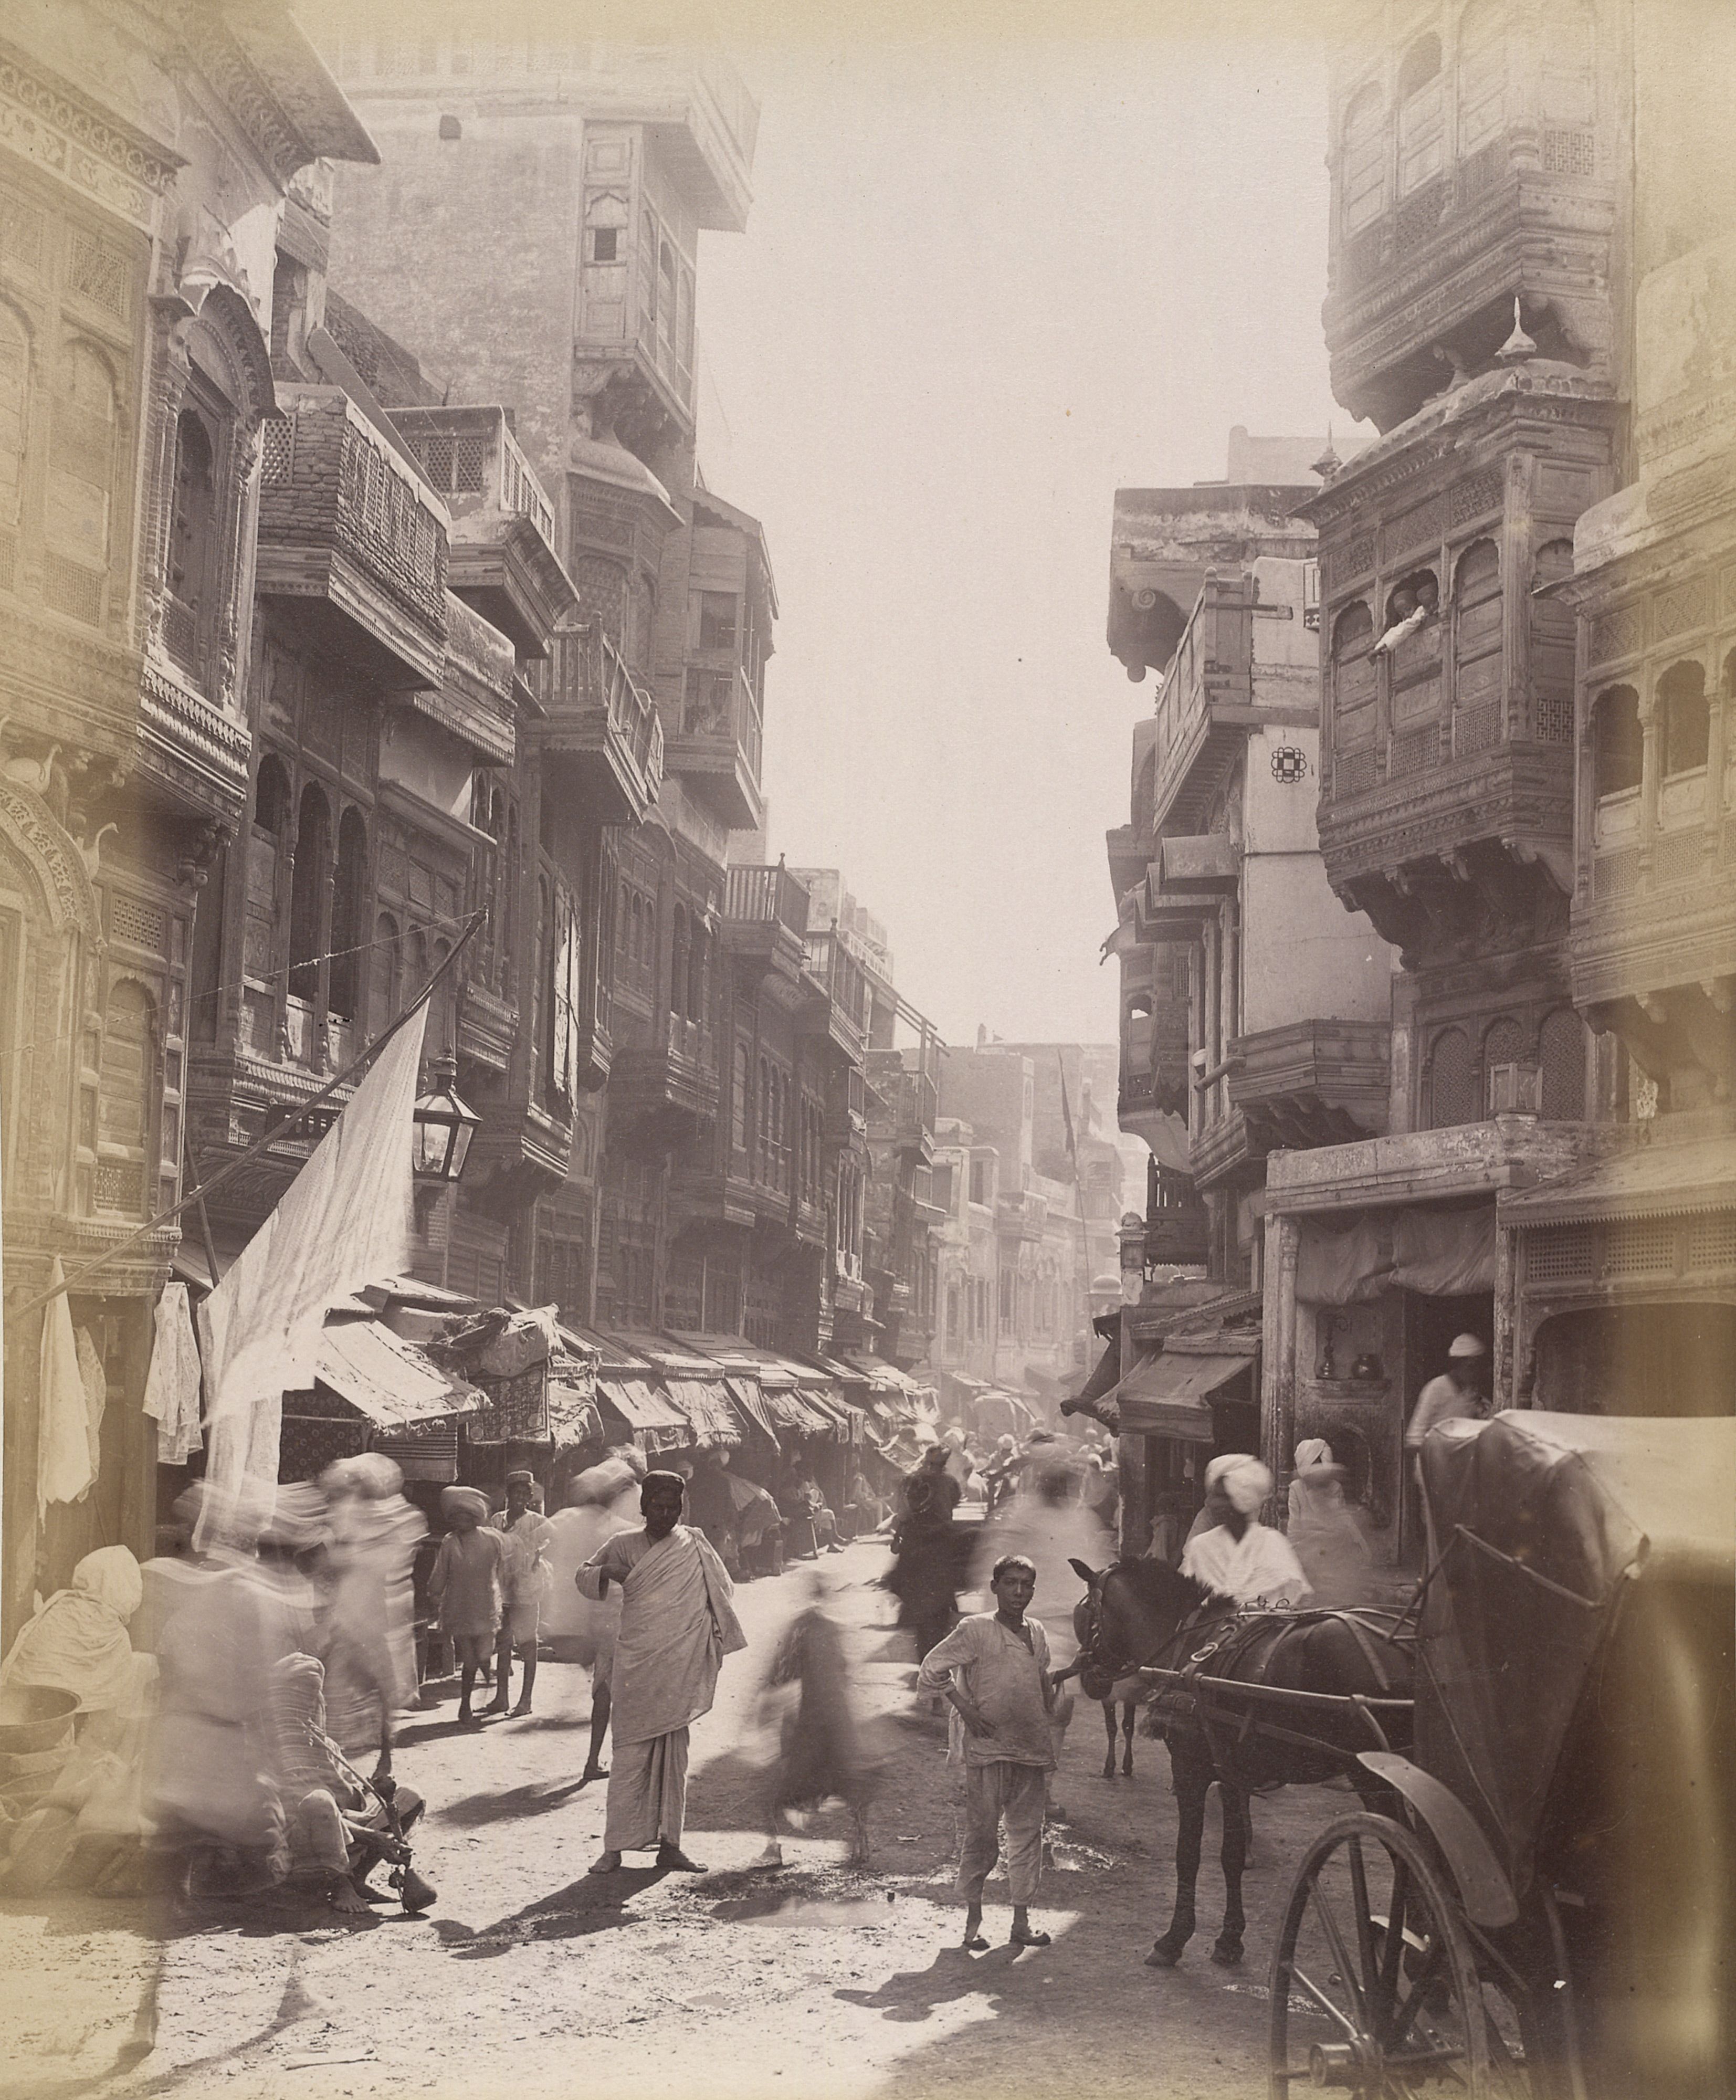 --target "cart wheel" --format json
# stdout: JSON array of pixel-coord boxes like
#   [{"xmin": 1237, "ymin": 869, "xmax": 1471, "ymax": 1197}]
[{"xmin": 1269, "ymin": 1812, "xmax": 1532, "ymax": 2098}]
